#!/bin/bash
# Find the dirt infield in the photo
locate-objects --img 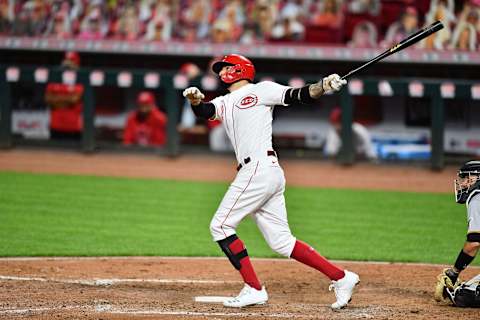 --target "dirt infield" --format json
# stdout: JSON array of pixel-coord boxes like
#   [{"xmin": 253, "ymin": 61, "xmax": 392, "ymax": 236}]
[
  {"xmin": 0, "ymin": 149, "xmax": 476, "ymax": 319},
  {"xmin": 0, "ymin": 257, "xmax": 479, "ymax": 320}
]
